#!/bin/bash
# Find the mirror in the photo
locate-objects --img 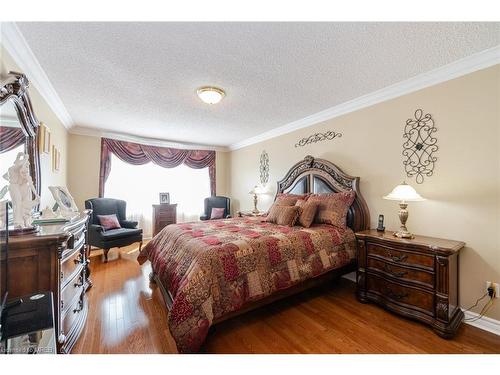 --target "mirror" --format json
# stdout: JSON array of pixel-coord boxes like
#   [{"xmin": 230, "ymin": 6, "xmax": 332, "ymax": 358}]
[{"xmin": 0, "ymin": 72, "xmax": 41, "ymax": 205}]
